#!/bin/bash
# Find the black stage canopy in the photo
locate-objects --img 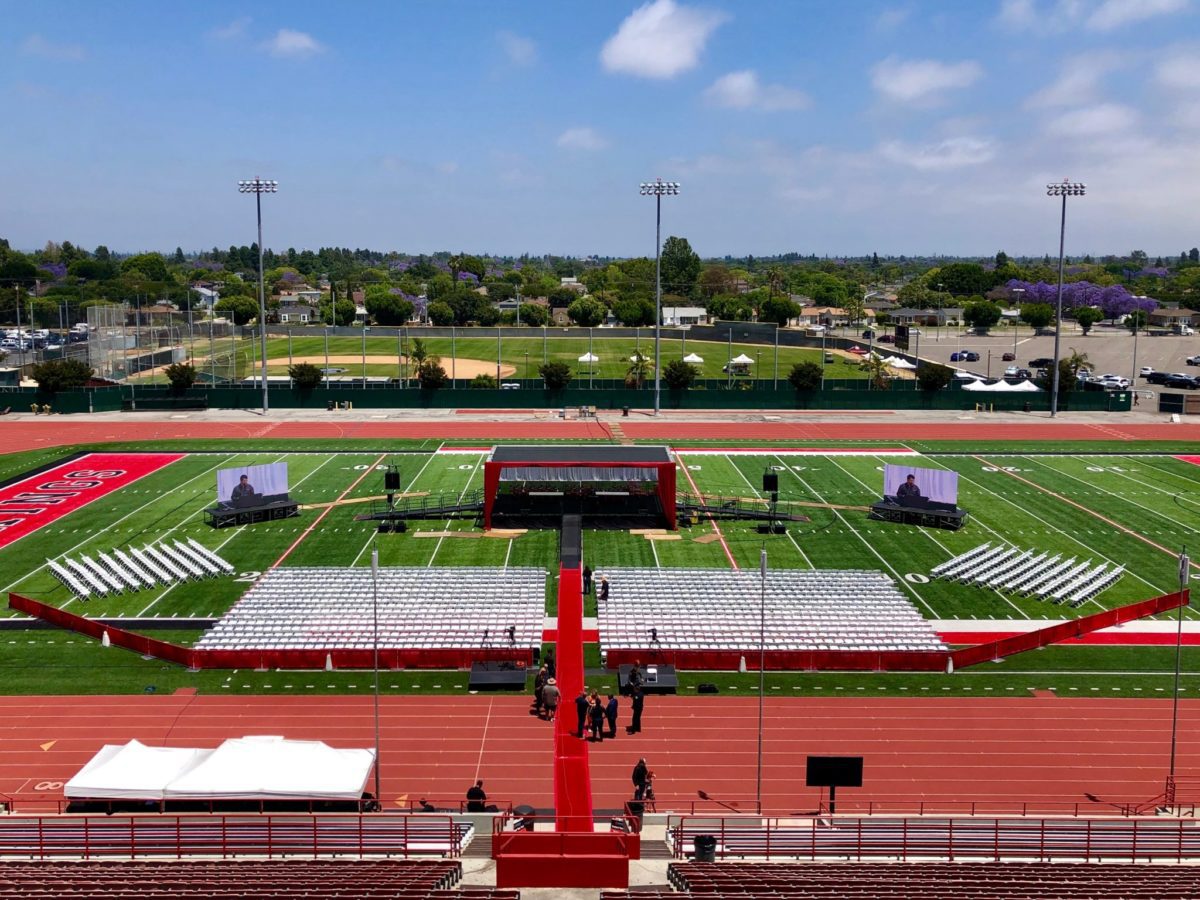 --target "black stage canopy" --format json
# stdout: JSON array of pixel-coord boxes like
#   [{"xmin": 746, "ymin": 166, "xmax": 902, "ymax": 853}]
[{"xmin": 489, "ymin": 445, "xmax": 673, "ymax": 464}]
